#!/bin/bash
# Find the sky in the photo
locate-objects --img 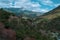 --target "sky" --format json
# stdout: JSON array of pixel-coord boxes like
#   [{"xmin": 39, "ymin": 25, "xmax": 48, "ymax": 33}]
[{"xmin": 0, "ymin": 0, "xmax": 60, "ymax": 12}]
